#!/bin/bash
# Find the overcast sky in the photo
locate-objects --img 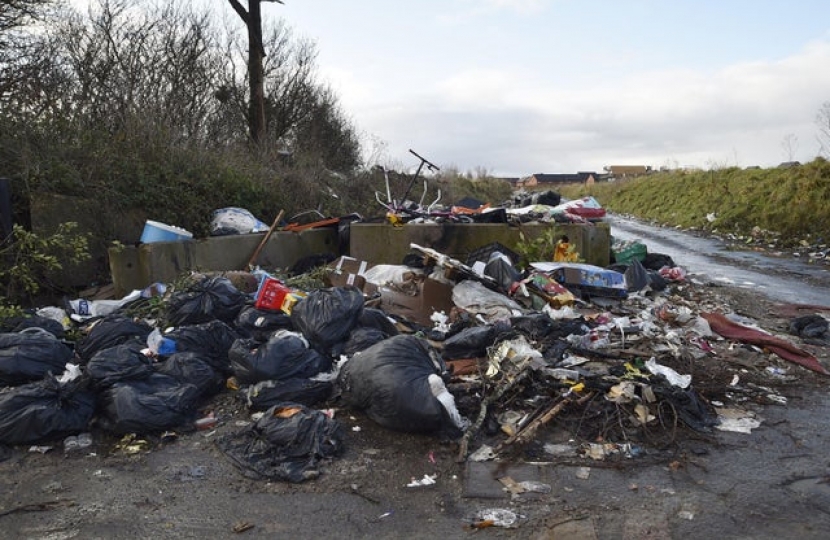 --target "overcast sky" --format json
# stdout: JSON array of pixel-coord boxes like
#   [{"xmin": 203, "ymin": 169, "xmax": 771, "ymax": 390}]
[
  {"xmin": 73, "ymin": 0, "xmax": 830, "ymax": 176},
  {"xmin": 242, "ymin": 0, "xmax": 829, "ymax": 176}
]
